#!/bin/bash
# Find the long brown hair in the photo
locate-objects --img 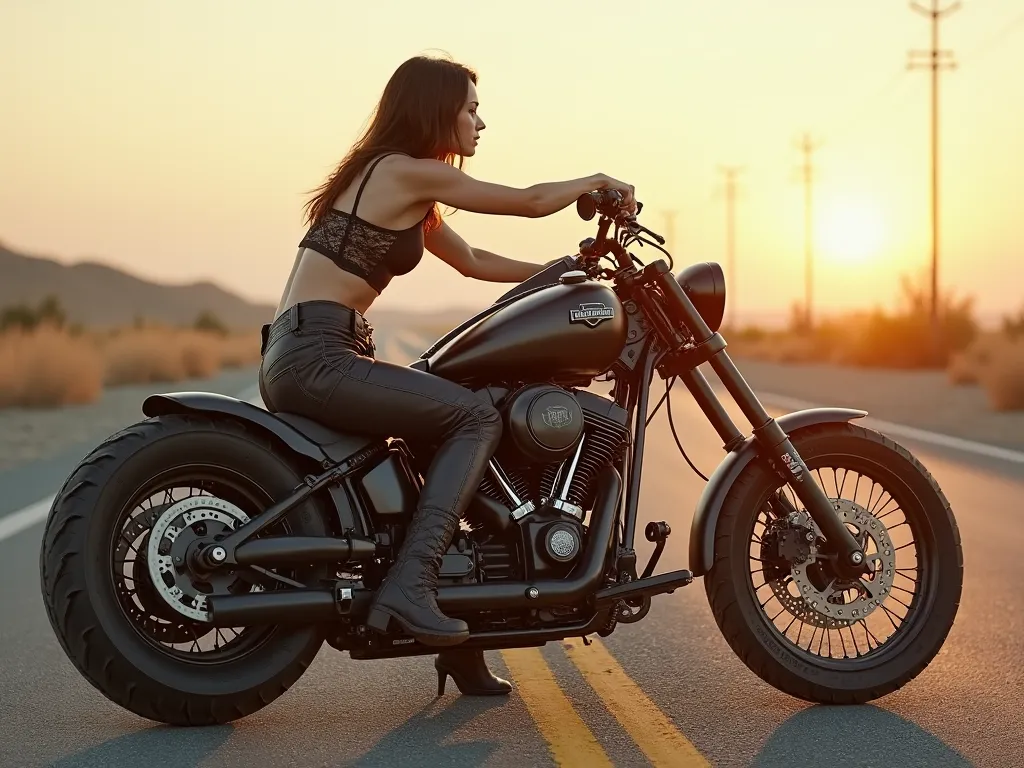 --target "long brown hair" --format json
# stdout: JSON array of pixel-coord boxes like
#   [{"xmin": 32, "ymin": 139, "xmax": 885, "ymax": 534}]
[{"xmin": 302, "ymin": 54, "xmax": 478, "ymax": 231}]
